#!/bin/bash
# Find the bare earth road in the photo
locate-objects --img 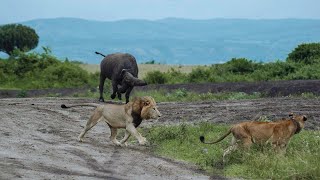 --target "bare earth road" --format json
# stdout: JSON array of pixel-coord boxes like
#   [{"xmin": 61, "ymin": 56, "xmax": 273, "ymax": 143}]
[{"xmin": 0, "ymin": 97, "xmax": 319, "ymax": 179}]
